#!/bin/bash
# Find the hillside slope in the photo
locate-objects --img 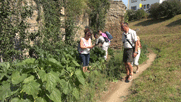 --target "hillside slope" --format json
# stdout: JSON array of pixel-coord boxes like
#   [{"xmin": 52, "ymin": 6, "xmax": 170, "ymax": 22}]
[
  {"xmin": 124, "ymin": 15, "xmax": 181, "ymax": 101},
  {"xmin": 109, "ymin": 14, "xmax": 181, "ymax": 49}
]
